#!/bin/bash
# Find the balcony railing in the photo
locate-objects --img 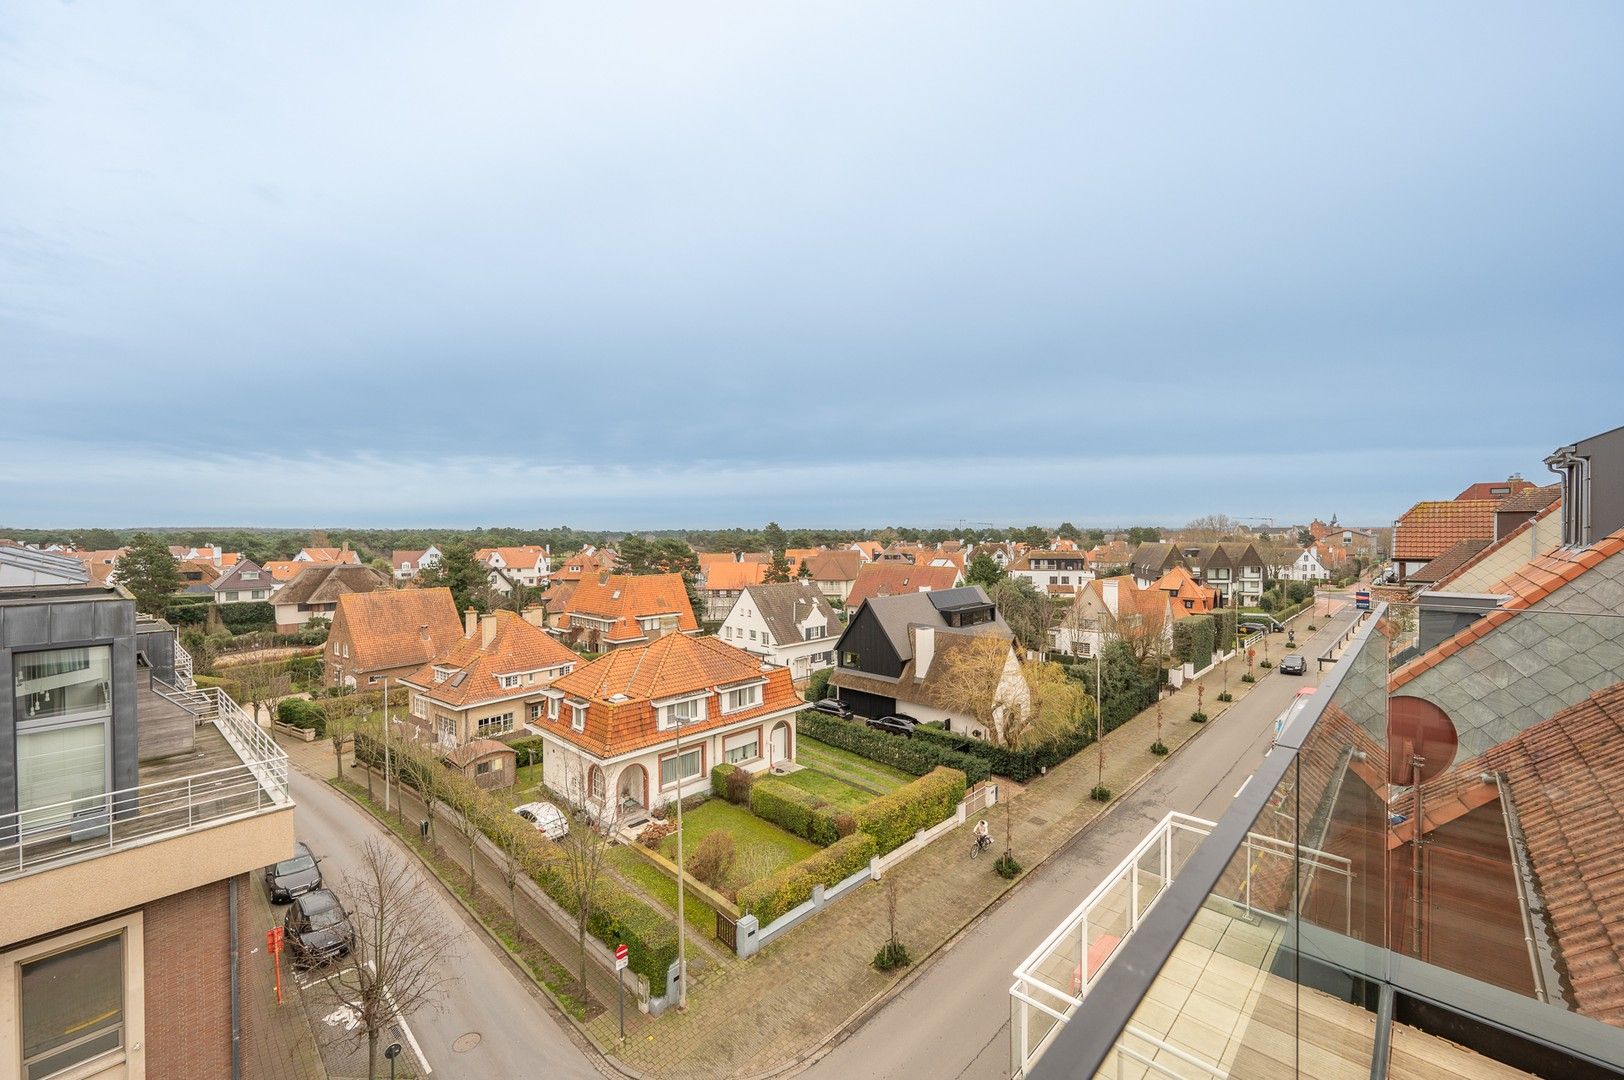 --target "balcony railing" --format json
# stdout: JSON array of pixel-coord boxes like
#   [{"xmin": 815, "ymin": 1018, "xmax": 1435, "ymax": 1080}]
[{"xmin": 1, "ymin": 691, "xmax": 289, "ymax": 878}]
